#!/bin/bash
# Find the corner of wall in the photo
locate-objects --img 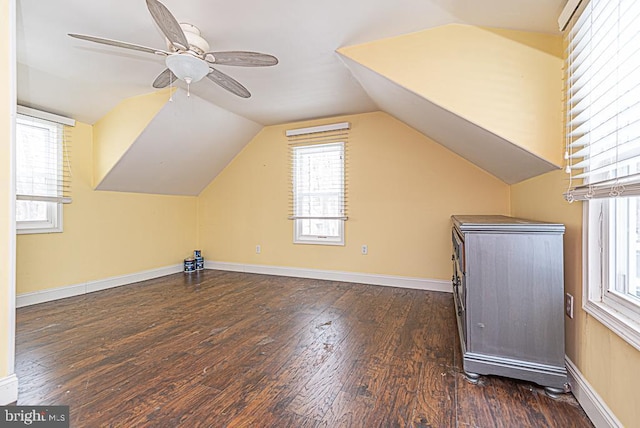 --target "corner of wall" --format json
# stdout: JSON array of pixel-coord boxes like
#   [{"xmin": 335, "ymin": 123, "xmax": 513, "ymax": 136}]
[
  {"xmin": 92, "ymin": 88, "xmax": 173, "ymax": 188},
  {"xmin": 0, "ymin": 0, "xmax": 17, "ymax": 389}
]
